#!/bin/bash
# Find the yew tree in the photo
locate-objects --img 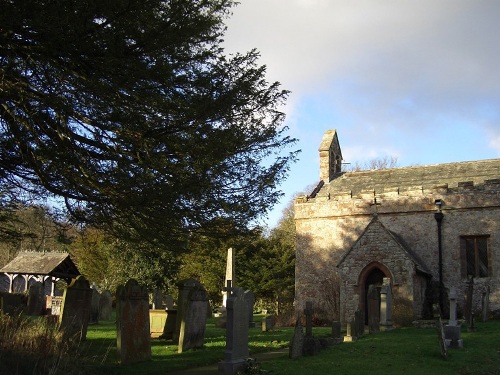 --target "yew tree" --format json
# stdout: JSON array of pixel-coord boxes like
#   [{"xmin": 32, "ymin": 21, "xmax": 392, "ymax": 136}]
[{"xmin": 0, "ymin": 0, "xmax": 298, "ymax": 245}]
